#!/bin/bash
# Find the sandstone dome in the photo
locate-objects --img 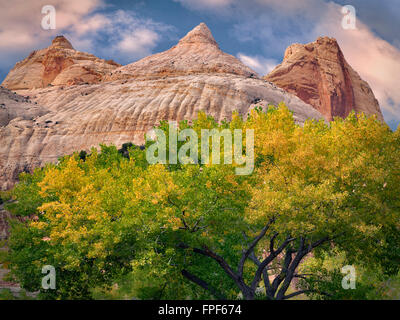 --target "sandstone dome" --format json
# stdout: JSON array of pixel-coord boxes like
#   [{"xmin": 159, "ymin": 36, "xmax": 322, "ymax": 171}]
[{"xmin": 1, "ymin": 36, "xmax": 120, "ymax": 90}]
